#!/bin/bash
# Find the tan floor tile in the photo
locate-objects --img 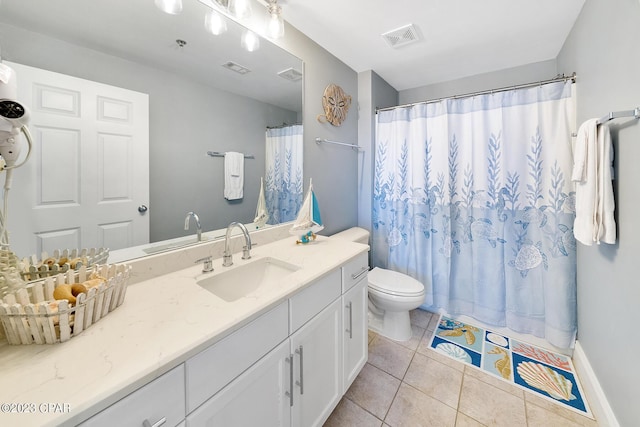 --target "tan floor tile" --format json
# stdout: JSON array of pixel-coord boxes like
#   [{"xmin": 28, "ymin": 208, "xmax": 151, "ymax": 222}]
[
  {"xmin": 404, "ymin": 352, "xmax": 463, "ymax": 408},
  {"xmin": 385, "ymin": 383, "xmax": 457, "ymax": 427},
  {"xmin": 458, "ymin": 375, "xmax": 526, "ymax": 427},
  {"xmin": 409, "ymin": 308, "xmax": 433, "ymax": 329},
  {"xmin": 368, "ymin": 335, "xmax": 416, "ymax": 379},
  {"xmin": 346, "ymin": 363, "xmax": 401, "ymax": 420},
  {"xmin": 368, "ymin": 329, "xmax": 378, "ymax": 344},
  {"xmin": 455, "ymin": 412, "xmax": 487, "ymax": 427},
  {"xmin": 324, "ymin": 397, "xmax": 383, "ymax": 427},
  {"xmin": 525, "ymin": 400, "xmax": 586, "ymax": 427},
  {"xmin": 524, "ymin": 391, "xmax": 598, "ymax": 427},
  {"xmin": 463, "ymin": 365, "xmax": 523, "ymax": 398}
]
